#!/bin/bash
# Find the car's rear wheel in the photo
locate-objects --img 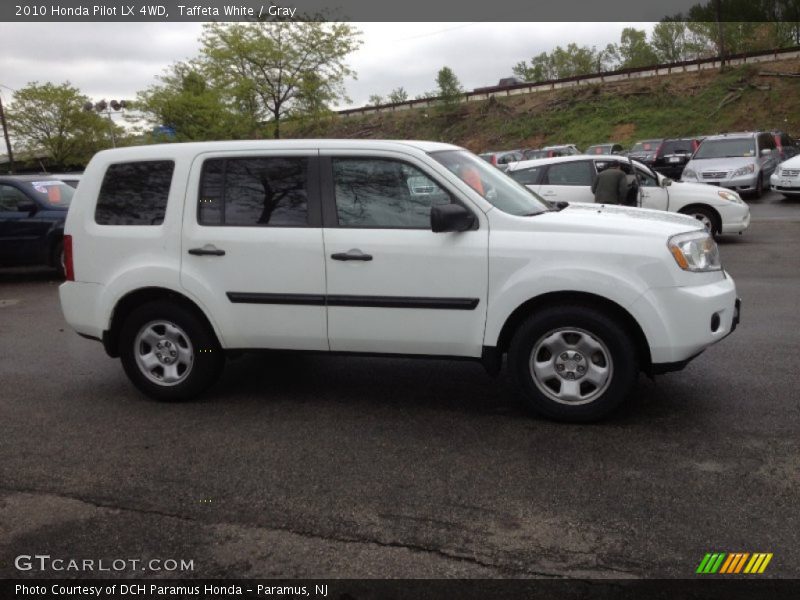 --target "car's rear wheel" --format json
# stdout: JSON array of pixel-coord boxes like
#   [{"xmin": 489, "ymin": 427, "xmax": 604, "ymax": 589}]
[
  {"xmin": 119, "ymin": 301, "xmax": 224, "ymax": 401},
  {"xmin": 508, "ymin": 305, "xmax": 638, "ymax": 422},
  {"xmin": 679, "ymin": 206, "xmax": 720, "ymax": 237}
]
